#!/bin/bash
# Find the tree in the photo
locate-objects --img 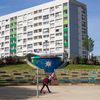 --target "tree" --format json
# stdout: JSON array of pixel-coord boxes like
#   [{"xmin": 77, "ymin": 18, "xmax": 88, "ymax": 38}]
[
  {"xmin": 83, "ymin": 35, "xmax": 94, "ymax": 59},
  {"xmin": 83, "ymin": 35, "xmax": 89, "ymax": 50},
  {"xmin": 88, "ymin": 37, "xmax": 94, "ymax": 53}
]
